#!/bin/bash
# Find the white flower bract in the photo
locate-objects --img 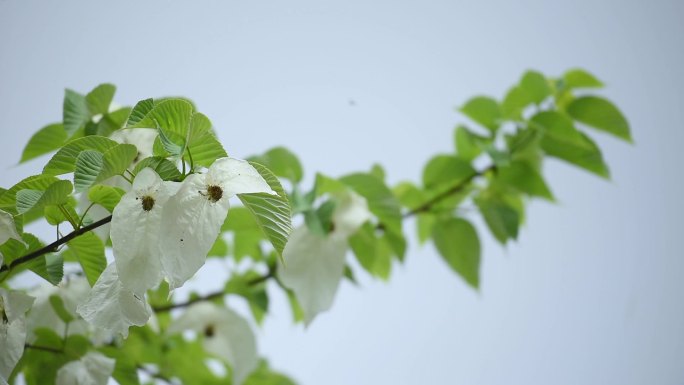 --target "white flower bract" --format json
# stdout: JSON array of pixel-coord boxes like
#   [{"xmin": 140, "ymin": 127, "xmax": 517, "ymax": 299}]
[
  {"xmin": 0, "ymin": 289, "xmax": 35, "ymax": 384},
  {"xmin": 56, "ymin": 352, "xmax": 115, "ymax": 385},
  {"xmin": 76, "ymin": 263, "xmax": 151, "ymax": 338},
  {"xmin": 168, "ymin": 302, "xmax": 258, "ymax": 385},
  {"xmin": 279, "ymin": 190, "xmax": 372, "ymax": 324},
  {"xmin": 109, "ymin": 128, "xmax": 158, "ymax": 168},
  {"xmin": 111, "ymin": 168, "xmax": 179, "ymax": 294},
  {"xmin": 159, "ymin": 157, "xmax": 274, "ymax": 290}
]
